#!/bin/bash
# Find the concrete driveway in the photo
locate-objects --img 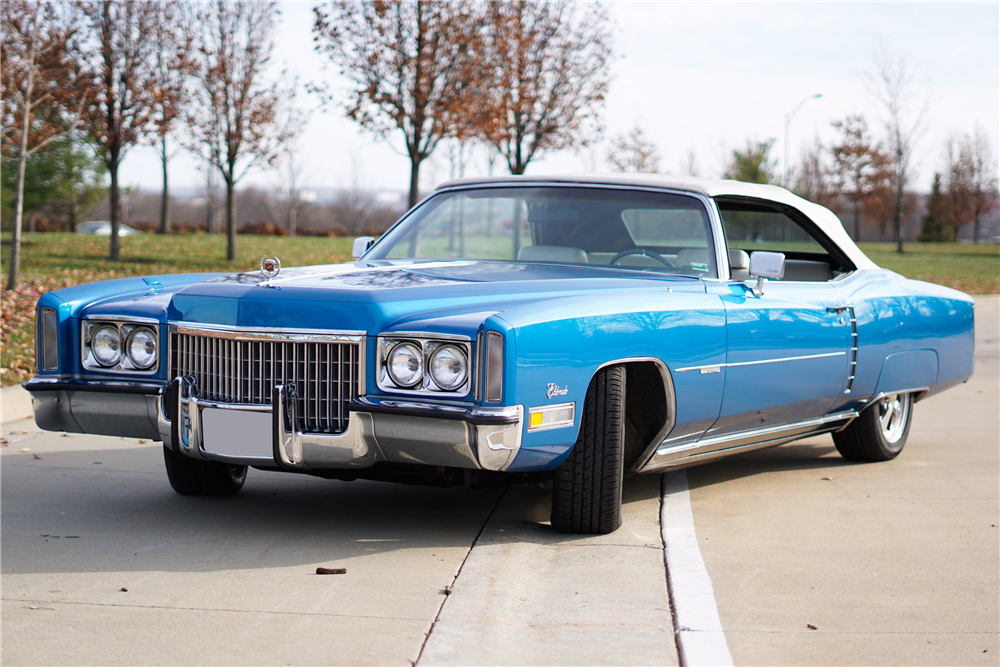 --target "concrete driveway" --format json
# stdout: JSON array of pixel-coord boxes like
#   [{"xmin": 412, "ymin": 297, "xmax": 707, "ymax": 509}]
[{"xmin": 1, "ymin": 427, "xmax": 673, "ymax": 666}]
